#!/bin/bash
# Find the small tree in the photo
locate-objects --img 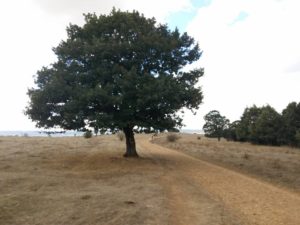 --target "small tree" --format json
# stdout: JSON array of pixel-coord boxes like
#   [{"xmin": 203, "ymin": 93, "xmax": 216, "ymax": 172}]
[
  {"xmin": 203, "ymin": 110, "xmax": 229, "ymax": 141},
  {"xmin": 25, "ymin": 9, "xmax": 204, "ymax": 157}
]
